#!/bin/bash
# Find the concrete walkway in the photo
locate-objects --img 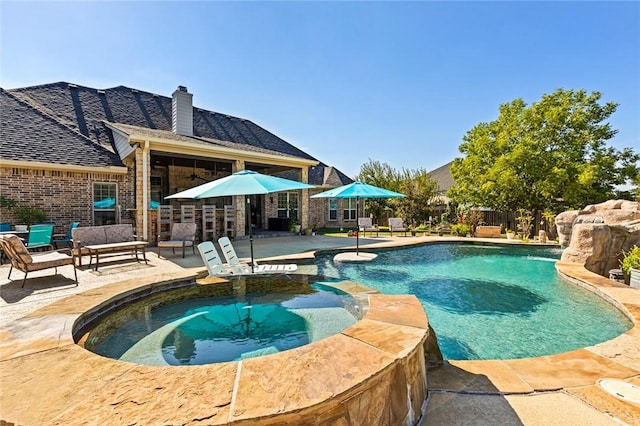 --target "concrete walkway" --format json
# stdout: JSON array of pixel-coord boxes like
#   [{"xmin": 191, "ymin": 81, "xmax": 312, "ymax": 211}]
[{"xmin": 1, "ymin": 234, "xmax": 638, "ymax": 425}]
